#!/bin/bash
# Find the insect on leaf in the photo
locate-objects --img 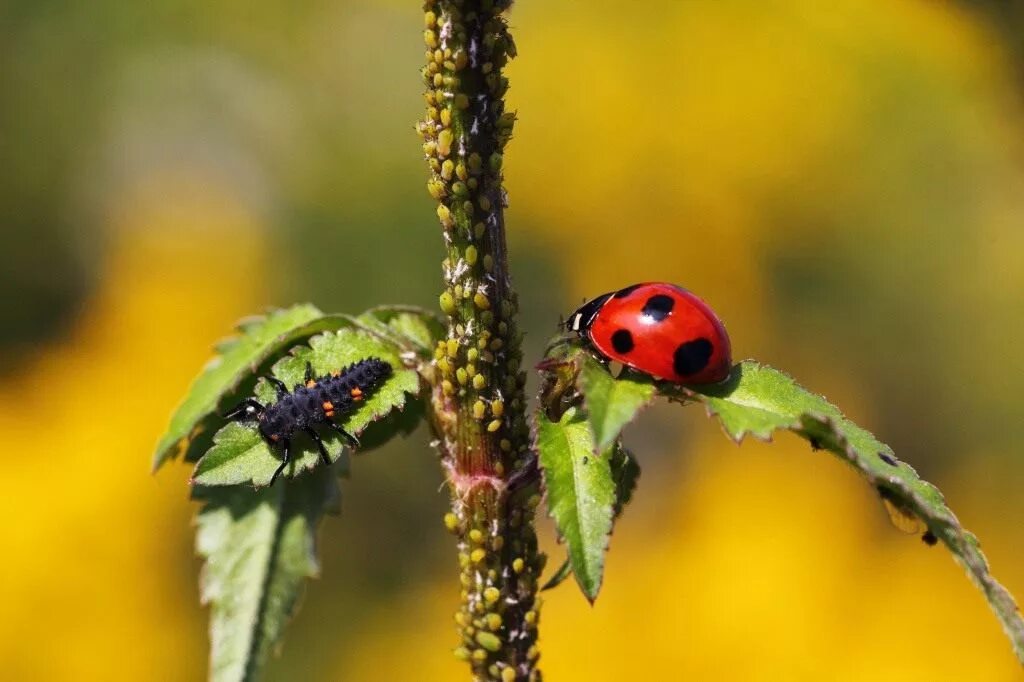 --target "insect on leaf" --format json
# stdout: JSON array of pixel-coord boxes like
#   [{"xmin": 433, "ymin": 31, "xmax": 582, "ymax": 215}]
[
  {"xmin": 154, "ymin": 305, "xmax": 356, "ymax": 470},
  {"xmin": 192, "ymin": 328, "xmax": 422, "ymax": 487}
]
